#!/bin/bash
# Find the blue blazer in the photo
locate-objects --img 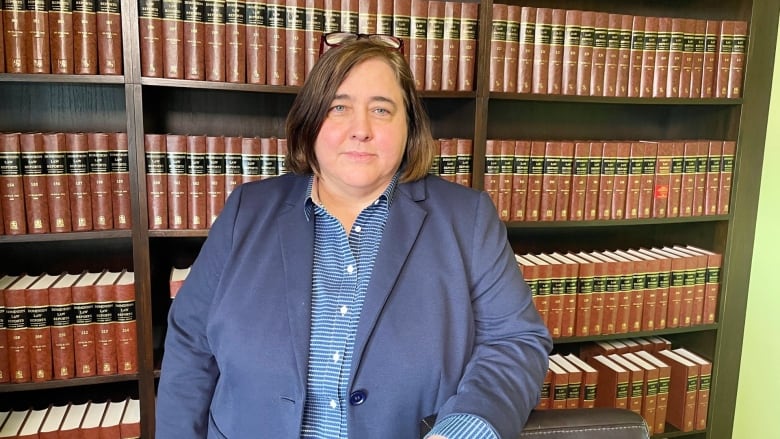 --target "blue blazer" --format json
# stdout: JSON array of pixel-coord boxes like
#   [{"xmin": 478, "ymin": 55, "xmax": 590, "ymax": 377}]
[{"xmin": 156, "ymin": 173, "xmax": 552, "ymax": 439}]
